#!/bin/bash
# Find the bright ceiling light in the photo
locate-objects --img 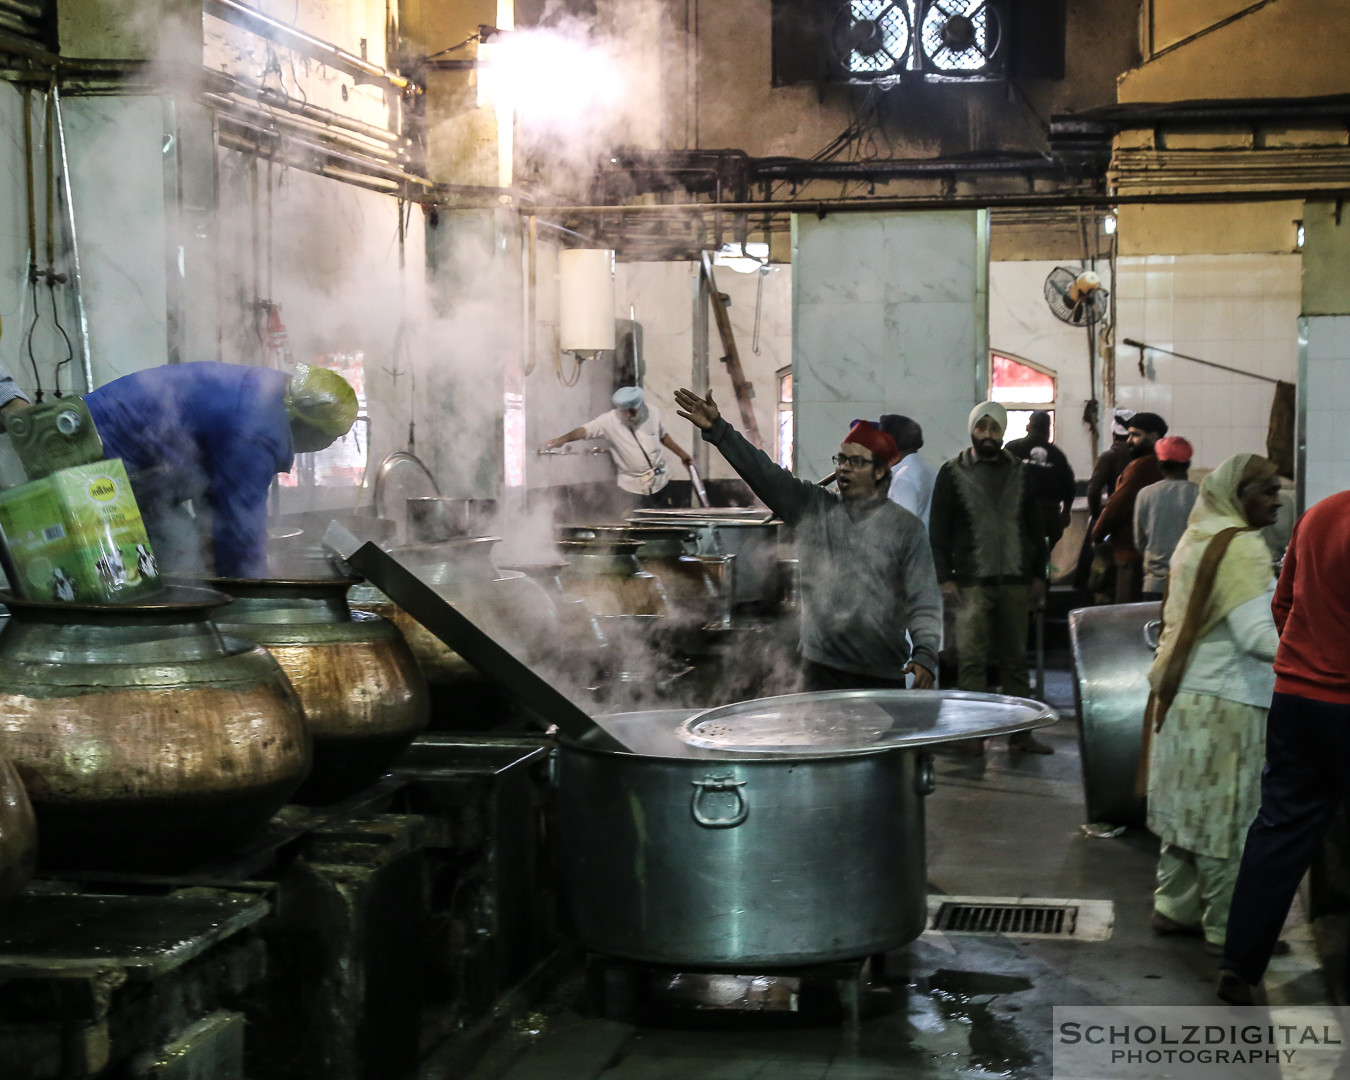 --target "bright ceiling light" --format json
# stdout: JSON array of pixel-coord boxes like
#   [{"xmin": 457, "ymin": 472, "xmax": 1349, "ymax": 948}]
[{"xmin": 479, "ymin": 29, "xmax": 622, "ymax": 129}]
